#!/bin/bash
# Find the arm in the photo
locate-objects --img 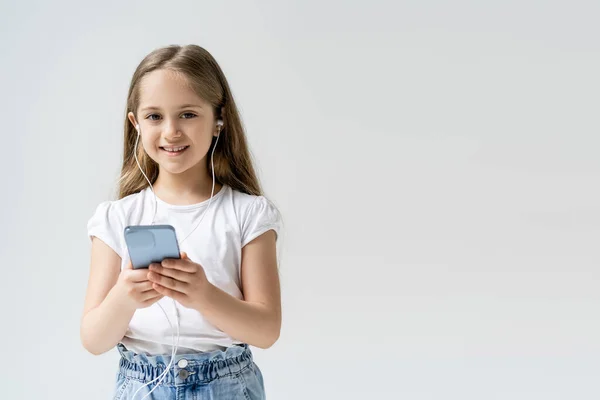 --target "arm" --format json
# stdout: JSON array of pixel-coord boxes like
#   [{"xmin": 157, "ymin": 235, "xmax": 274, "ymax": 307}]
[
  {"xmin": 196, "ymin": 230, "xmax": 281, "ymax": 349},
  {"xmin": 80, "ymin": 237, "xmax": 135, "ymax": 355},
  {"xmin": 149, "ymin": 230, "xmax": 282, "ymax": 349}
]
